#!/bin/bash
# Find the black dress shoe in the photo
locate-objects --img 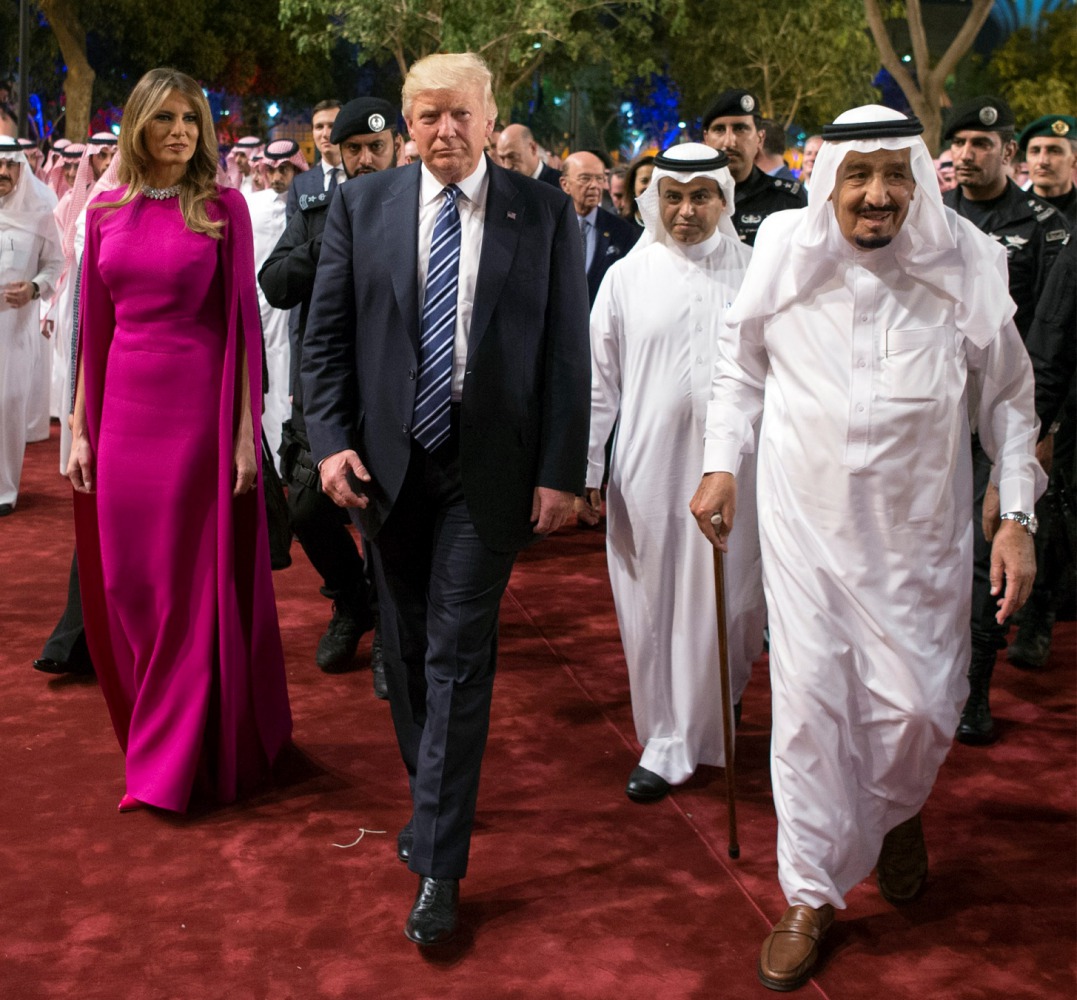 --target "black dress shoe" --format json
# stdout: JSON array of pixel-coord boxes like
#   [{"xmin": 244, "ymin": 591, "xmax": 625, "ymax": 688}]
[
  {"xmin": 625, "ymin": 764, "xmax": 671, "ymax": 803},
  {"xmin": 404, "ymin": 876, "xmax": 459, "ymax": 946},
  {"xmin": 0, "ymin": 503, "xmax": 14, "ymax": 516},
  {"xmin": 33, "ymin": 657, "xmax": 93, "ymax": 676},
  {"xmin": 397, "ymin": 819, "xmax": 413, "ymax": 863}
]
